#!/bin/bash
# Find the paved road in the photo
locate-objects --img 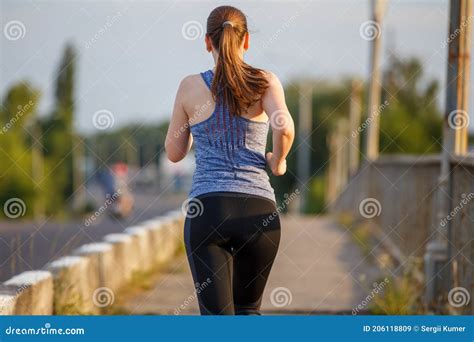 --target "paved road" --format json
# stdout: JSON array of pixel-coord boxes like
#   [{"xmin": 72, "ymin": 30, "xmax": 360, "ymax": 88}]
[
  {"xmin": 0, "ymin": 187, "xmax": 186, "ymax": 282},
  {"xmin": 122, "ymin": 215, "xmax": 381, "ymax": 315}
]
